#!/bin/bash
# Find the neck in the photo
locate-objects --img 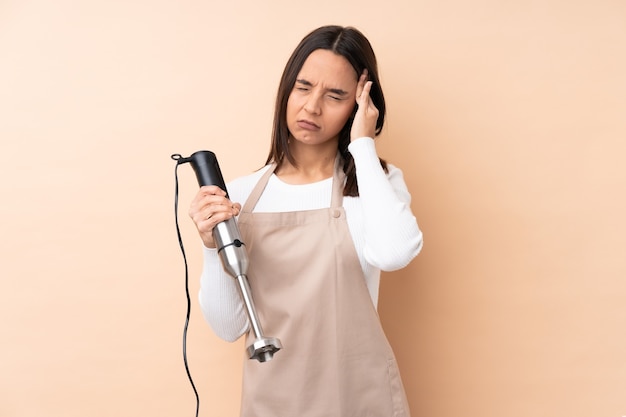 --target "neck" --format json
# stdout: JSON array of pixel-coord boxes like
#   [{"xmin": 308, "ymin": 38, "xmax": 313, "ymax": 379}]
[{"xmin": 275, "ymin": 138, "xmax": 337, "ymax": 184}]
